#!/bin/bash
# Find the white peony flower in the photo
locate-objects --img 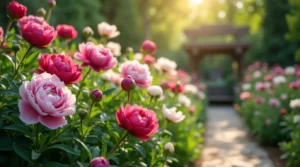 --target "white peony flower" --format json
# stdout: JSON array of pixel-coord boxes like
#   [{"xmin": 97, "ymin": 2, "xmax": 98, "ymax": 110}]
[
  {"xmin": 106, "ymin": 42, "xmax": 121, "ymax": 56},
  {"xmin": 97, "ymin": 22, "xmax": 120, "ymax": 39},
  {"xmin": 162, "ymin": 104, "xmax": 185, "ymax": 123},
  {"xmin": 242, "ymin": 83, "xmax": 251, "ymax": 91},
  {"xmin": 134, "ymin": 52, "xmax": 143, "ymax": 61},
  {"xmin": 164, "ymin": 142, "xmax": 175, "ymax": 154},
  {"xmin": 253, "ymin": 70, "xmax": 261, "ymax": 78},
  {"xmin": 285, "ymin": 66, "xmax": 295, "ymax": 75},
  {"xmin": 293, "ymin": 115, "xmax": 300, "ymax": 124},
  {"xmin": 155, "ymin": 57, "xmax": 177, "ymax": 74},
  {"xmin": 184, "ymin": 84, "xmax": 198, "ymax": 94},
  {"xmin": 197, "ymin": 91, "xmax": 206, "ymax": 100},
  {"xmin": 147, "ymin": 85, "xmax": 163, "ymax": 97},
  {"xmin": 178, "ymin": 94, "xmax": 191, "ymax": 107},
  {"xmin": 290, "ymin": 99, "xmax": 300, "ymax": 109},
  {"xmin": 273, "ymin": 75, "xmax": 287, "ymax": 85}
]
